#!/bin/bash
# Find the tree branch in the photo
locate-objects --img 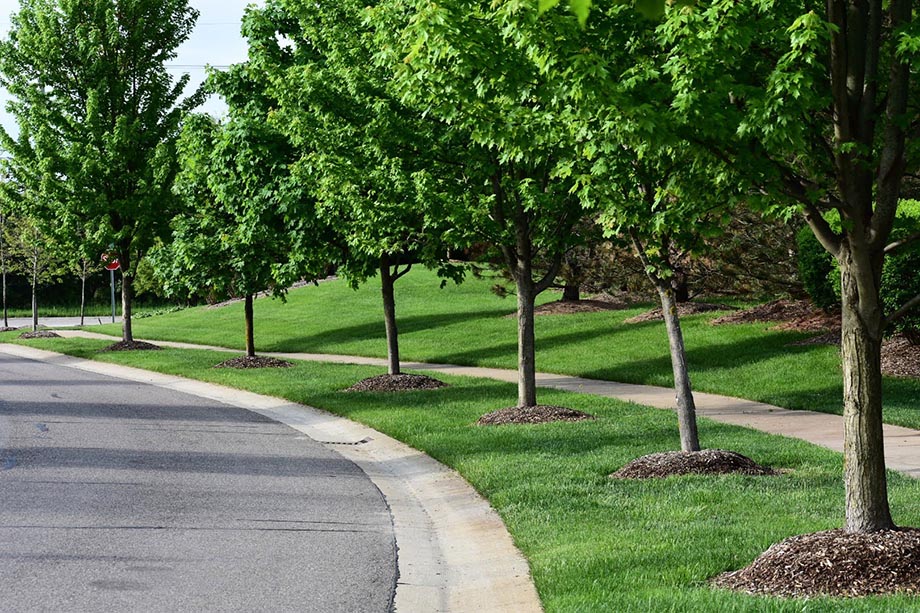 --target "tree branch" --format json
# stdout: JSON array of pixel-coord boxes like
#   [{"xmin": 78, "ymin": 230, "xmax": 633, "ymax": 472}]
[
  {"xmin": 392, "ymin": 261, "xmax": 413, "ymax": 281},
  {"xmin": 803, "ymin": 203, "xmax": 842, "ymax": 258},
  {"xmin": 884, "ymin": 231, "xmax": 920, "ymax": 254},
  {"xmin": 885, "ymin": 292, "xmax": 920, "ymax": 327},
  {"xmin": 533, "ymin": 251, "xmax": 563, "ymax": 295}
]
